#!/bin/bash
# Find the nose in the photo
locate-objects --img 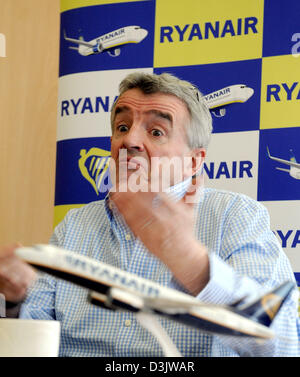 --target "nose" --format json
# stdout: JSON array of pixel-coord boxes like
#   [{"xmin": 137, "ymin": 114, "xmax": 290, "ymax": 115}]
[
  {"xmin": 139, "ymin": 29, "xmax": 148, "ymax": 41},
  {"xmin": 122, "ymin": 124, "xmax": 145, "ymax": 153}
]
